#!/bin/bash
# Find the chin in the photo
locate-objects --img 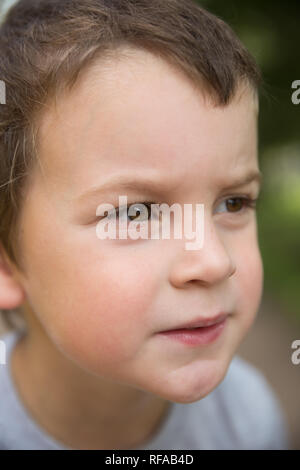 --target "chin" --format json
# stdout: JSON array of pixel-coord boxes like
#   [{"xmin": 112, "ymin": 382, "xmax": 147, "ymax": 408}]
[{"xmin": 149, "ymin": 356, "xmax": 231, "ymax": 405}]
